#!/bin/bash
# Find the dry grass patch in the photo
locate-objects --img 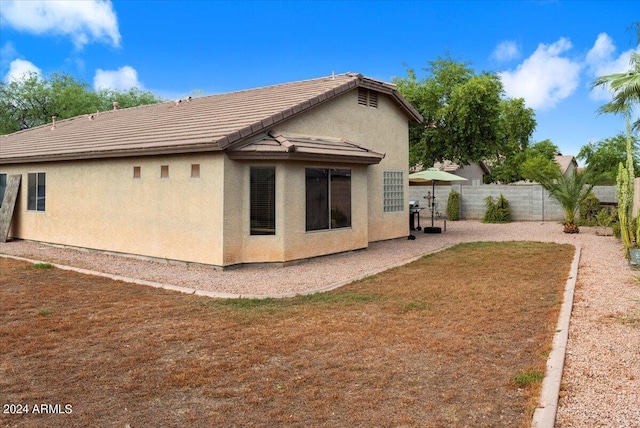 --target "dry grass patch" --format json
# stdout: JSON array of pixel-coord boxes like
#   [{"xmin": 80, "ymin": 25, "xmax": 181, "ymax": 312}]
[{"xmin": 0, "ymin": 241, "xmax": 573, "ymax": 427}]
